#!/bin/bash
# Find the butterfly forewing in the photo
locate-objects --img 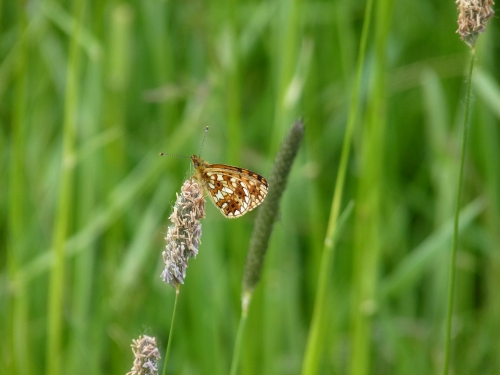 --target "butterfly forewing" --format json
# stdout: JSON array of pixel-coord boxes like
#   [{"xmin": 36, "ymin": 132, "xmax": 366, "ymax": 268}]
[{"xmin": 191, "ymin": 155, "xmax": 268, "ymax": 218}]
